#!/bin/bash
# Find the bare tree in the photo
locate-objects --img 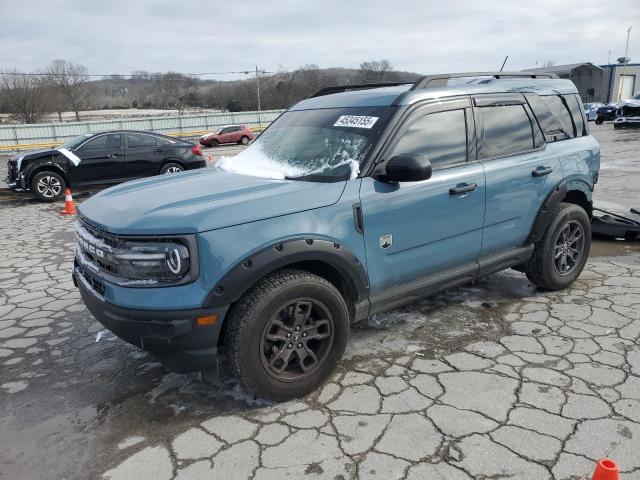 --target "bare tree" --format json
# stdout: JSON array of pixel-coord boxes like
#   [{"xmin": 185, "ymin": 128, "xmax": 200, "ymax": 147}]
[
  {"xmin": 46, "ymin": 60, "xmax": 92, "ymax": 121},
  {"xmin": 297, "ymin": 64, "xmax": 323, "ymax": 96},
  {"xmin": 358, "ymin": 59, "xmax": 395, "ymax": 82},
  {"xmin": 0, "ymin": 70, "xmax": 49, "ymax": 124},
  {"xmin": 156, "ymin": 72, "xmax": 199, "ymax": 112}
]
